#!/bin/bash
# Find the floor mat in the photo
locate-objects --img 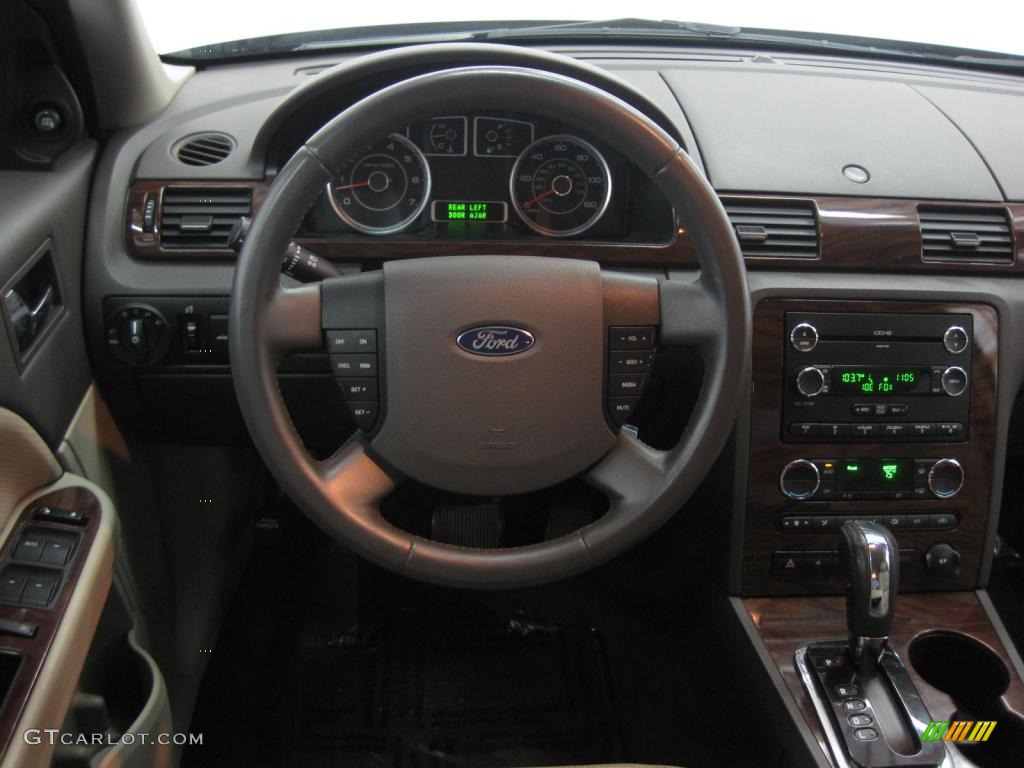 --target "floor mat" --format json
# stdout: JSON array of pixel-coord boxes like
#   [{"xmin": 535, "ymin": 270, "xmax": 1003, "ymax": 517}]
[{"xmin": 279, "ymin": 605, "xmax": 621, "ymax": 768}]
